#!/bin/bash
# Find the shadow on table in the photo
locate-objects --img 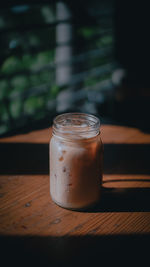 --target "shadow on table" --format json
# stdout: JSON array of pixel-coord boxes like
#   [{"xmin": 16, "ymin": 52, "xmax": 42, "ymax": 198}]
[
  {"xmin": 88, "ymin": 186, "xmax": 150, "ymax": 212},
  {"xmin": 0, "ymin": 143, "xmax": 49, "ymax": 175},
  {"xmin": 0, "ymin": 143, "xmax": 150, "ymax": 175},
  {"xmin": 0, "ymin": 233, "xmax": 149, "ymax": 266},
  {"xmin": 103, "ymin": 143, "xmax": 150, "ymax": 175}
]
